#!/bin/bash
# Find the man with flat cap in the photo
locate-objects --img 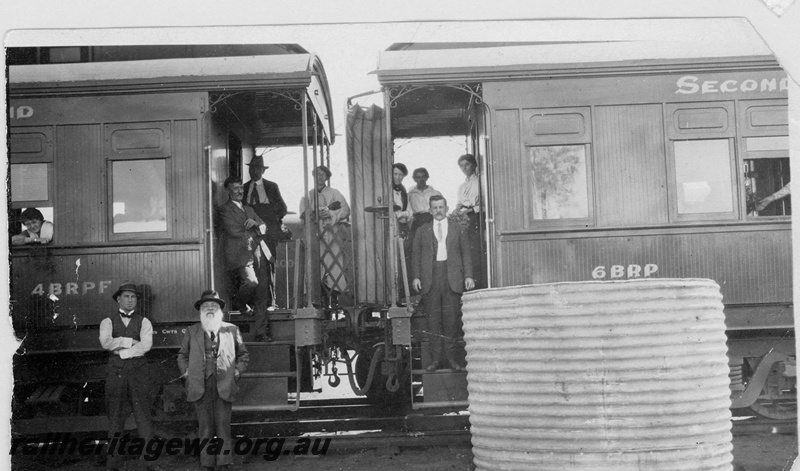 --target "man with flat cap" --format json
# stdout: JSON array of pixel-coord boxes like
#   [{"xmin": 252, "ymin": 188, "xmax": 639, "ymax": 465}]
[
  {"xmin": 243, "ymin": 155, "xmax": 287, "ymax": 313},
  {"xmin": 99, "ymin": 281, "xmax": 156, "ymax": 470},
  {"xmin": 178, "ymin": 290, "xmax": 249, "ymax": 471}
]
